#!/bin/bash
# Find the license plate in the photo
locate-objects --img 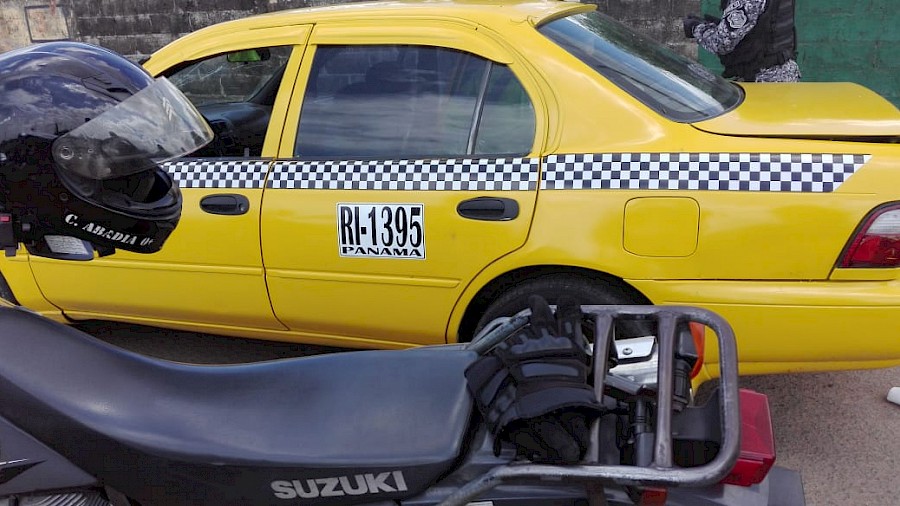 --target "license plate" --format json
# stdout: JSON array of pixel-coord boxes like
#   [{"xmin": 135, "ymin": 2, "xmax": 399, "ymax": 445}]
[{"xmin": 337, "ymin": 203, "xmax": 425, "ymax": 259}]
